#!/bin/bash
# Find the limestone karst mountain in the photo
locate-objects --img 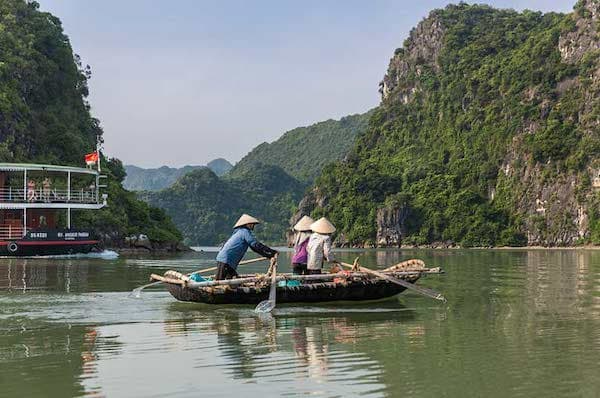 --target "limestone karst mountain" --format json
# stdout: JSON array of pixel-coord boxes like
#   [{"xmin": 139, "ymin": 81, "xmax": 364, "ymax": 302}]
[{"xmin": 297, "ymin": 1, "xmax": 600, "ymax": 247}]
